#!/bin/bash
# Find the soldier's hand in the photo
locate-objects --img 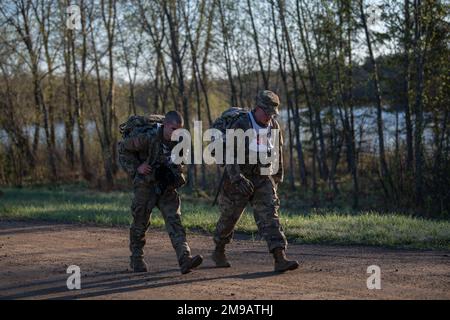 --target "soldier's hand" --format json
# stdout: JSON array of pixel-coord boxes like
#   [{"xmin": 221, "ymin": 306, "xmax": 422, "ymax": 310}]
[
  {"xmin": 234, "ymin": 175, "xmax": 254, "ymax": 196},
  {"xmin": 137, "ymin": 163, "xmax": 152, "ymax": 175}
]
